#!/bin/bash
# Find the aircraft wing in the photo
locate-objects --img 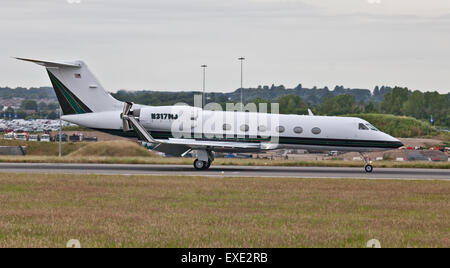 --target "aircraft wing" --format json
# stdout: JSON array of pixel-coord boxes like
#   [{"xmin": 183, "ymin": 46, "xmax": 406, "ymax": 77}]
[
  {"xmin": 150, "ymin": 138, "xmax": 273, "ymax": 156},
  {"xmin": 156, "ymin": 138, "xmax": 262, "ymax": 150}
]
